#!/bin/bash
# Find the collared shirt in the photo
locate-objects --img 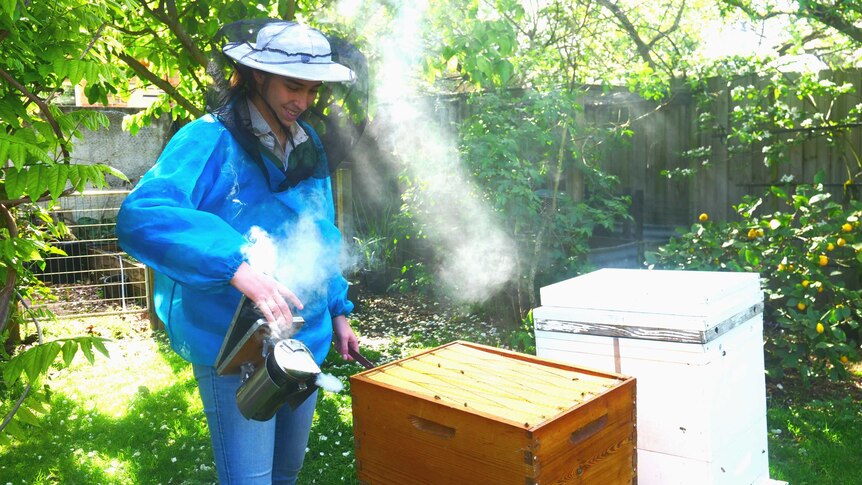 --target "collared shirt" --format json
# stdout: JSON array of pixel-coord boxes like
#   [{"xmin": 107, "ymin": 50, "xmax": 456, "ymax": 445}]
[{"xmin": 247, "ymin": 98, "xmax": 310, "ymax": 170}]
